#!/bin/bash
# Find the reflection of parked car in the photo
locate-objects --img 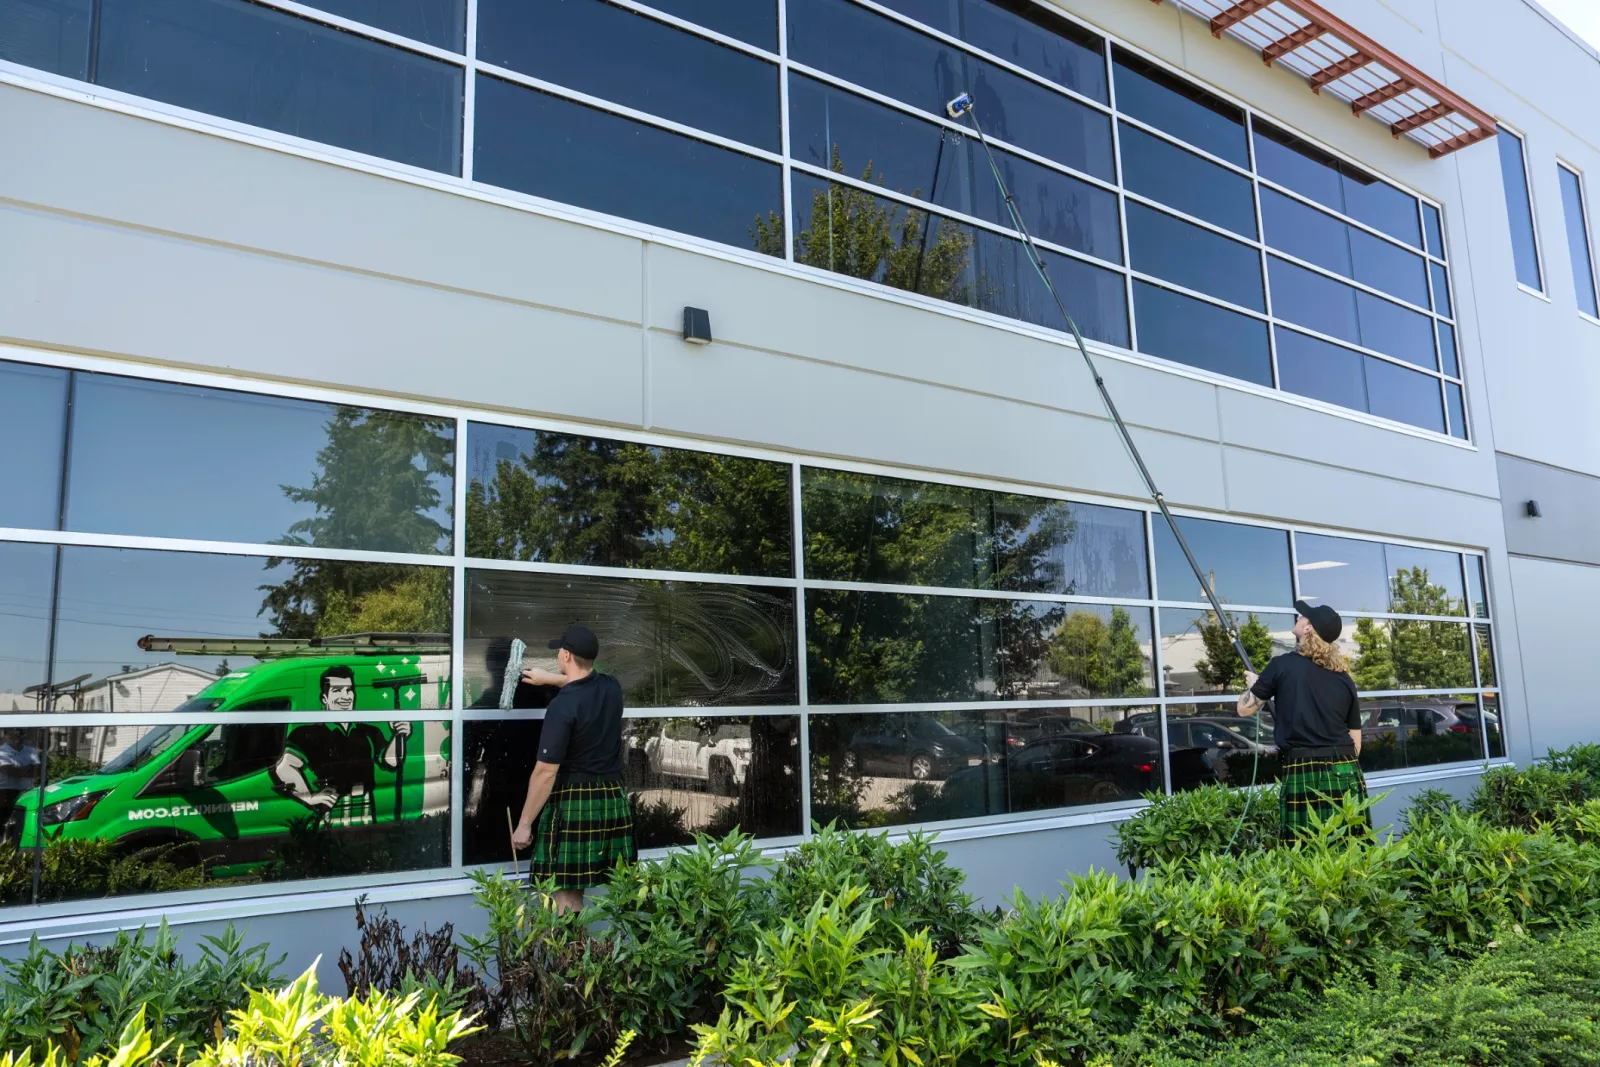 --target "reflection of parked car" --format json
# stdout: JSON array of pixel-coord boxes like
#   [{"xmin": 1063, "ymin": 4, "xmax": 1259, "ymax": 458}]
[
  {"xmin": 942, "ymin": 734, "xmax": 1167, "ymax": 812},
  {"xmin": 628, "ymin": 721, "xmax": 750, "ymax": 796},
  {"xmin": 1033, "ymin": 715, "xmax": 1108, "ymax": 738},
  {"xmin": 1360, "ymin": 701, "xmax": 1486, "ymax": 744},
  {"xmin": 844, "ymin": 719, "xmax": 983, "ymax": 780},
  {"xmin": 1136, "ymin": 719, "xmax": 1276, "ymax": 756},
  {"xmin": 955, "ymin": 719, "xmax": 1039, "ymax": 758},
  {"xmin": 5, "ymin": 652, "xmax": 449, "ymax": 867}
]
